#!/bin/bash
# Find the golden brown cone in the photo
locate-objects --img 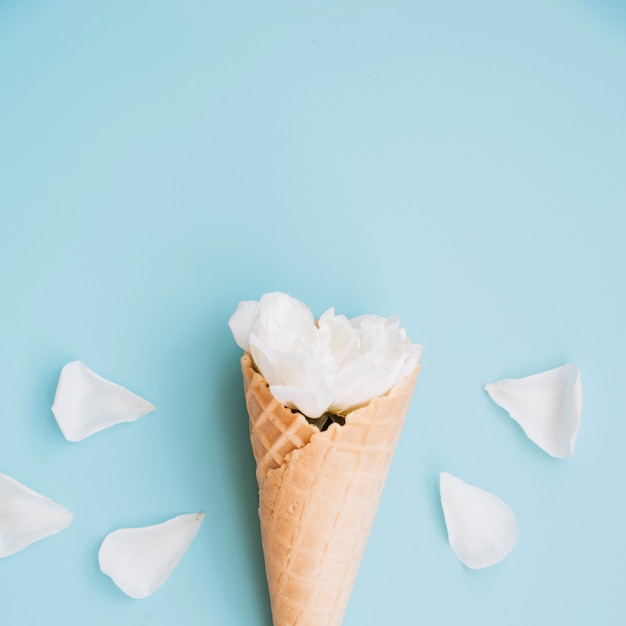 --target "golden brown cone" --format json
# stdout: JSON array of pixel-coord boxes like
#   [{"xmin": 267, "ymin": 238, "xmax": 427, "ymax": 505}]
[{"xmin": 241, "ymin": 352, "xmax": 419, "ymax": 626}]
